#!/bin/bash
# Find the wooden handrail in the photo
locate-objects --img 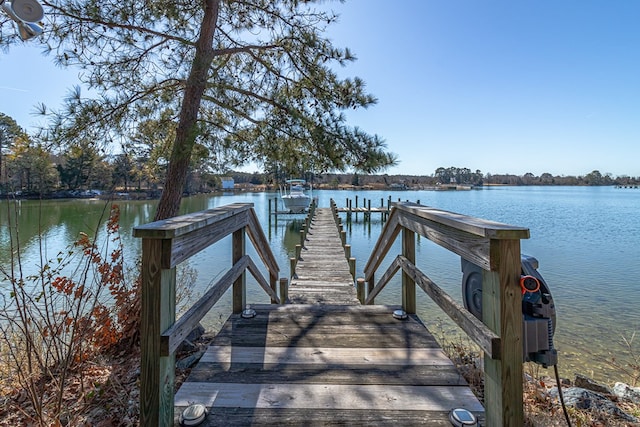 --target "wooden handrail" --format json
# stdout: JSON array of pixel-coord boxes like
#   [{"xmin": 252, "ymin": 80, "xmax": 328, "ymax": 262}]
[
  {"xmin": 160, "ymin": 255, "xmax": 250, "ymax": 356},
  {"xmin": 246, "ymin": 208, "xmax": 279, "ymax": 274},
  {"xmin": 363, "ymin": 207, "xmax": 402, "ymax": 278},
  {"xmin": 133, "ymin": 203, "xmax": 281, "ymax": 426},
  {"xmin": 362, "ymin": 201, "xmax": 529, "ymax": 426},
  {"xmin": 364, "ymin": 255, "xmax": 401, "ymax": 304},
  {"xmin": 395, "ymin": 202, "xmax": 530, "ymax": 239}
]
